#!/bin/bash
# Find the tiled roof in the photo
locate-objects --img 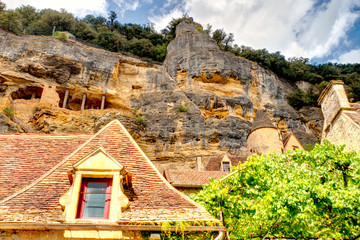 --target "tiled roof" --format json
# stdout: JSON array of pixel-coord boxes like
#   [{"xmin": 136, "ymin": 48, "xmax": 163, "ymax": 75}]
[
  {"xmin": 347, "ymin": 103, "xmax": 360, "ymax": 126},
  {"xmin": 164, "ymin": 170, "xmax": 228, "ymax": 187},
  {"xmin": 0, "ymin": 134, "xmax": 90, "ymax": 201},
  {"xmin": 205, "ymin": 155, "xmax": 245, "ymax": 171},
  {"xmin": 0, "ymin": 120, "xmax": 218, "ymax": 224},
  {"xmin": 249, "ymin": 110, "xmax": 277, "ymax": 134},
  {"xmin": 282, "ymin": 133, "xmax": 292, "ymax": 146}
]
